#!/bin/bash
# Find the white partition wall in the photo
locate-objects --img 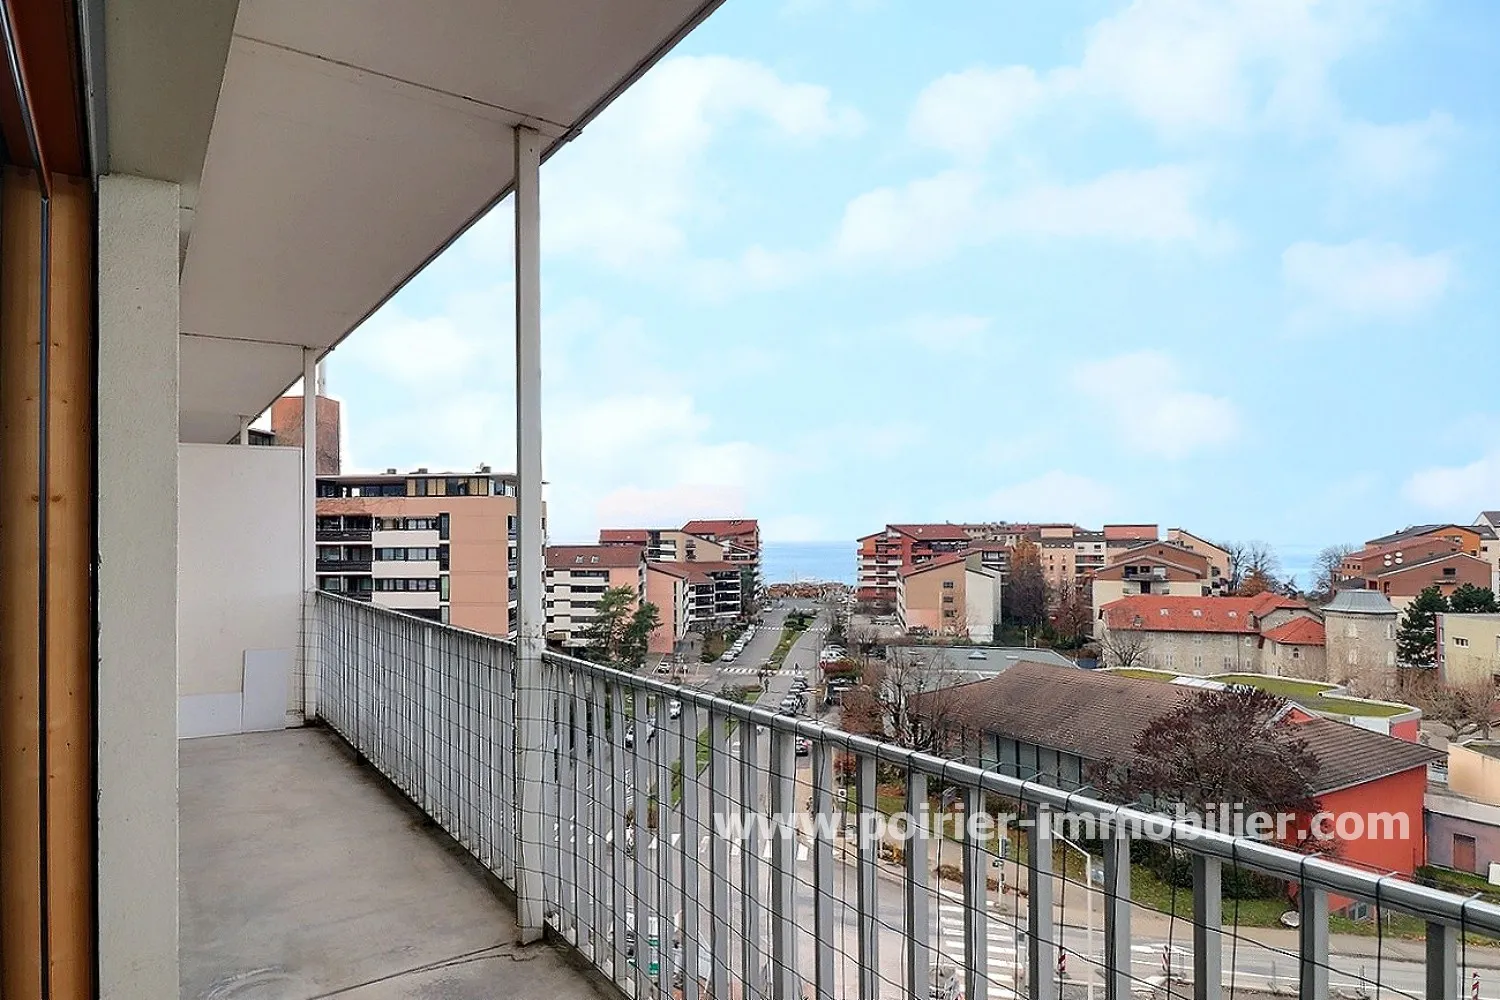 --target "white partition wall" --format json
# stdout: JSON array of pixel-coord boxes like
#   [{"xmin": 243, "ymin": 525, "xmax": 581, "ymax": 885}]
[{"xmin": 178, "ymin": 443, "xmax": 304, "ymax": 737}]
